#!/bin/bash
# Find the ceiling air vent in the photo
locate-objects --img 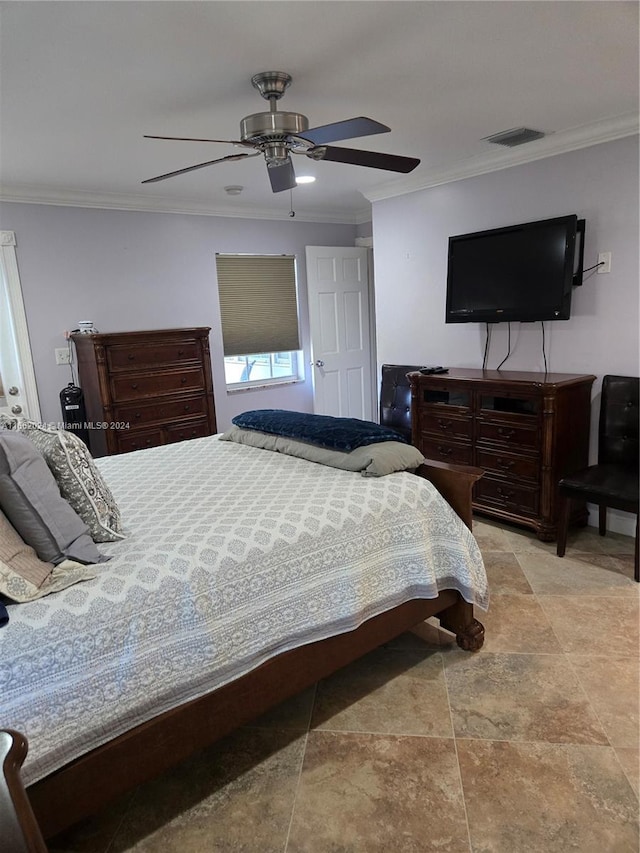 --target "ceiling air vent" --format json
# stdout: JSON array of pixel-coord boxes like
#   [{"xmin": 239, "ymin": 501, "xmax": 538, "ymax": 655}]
[{"xmin": 483, "ymin": 127, "xmax": 546, "ymax": 147}]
